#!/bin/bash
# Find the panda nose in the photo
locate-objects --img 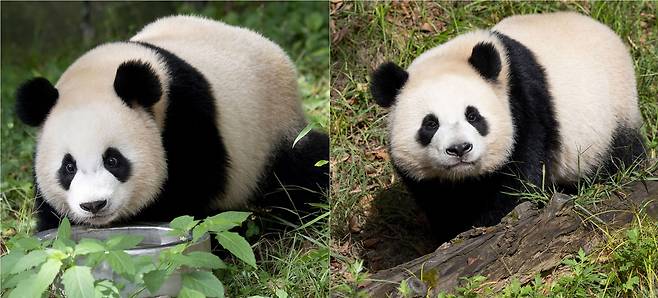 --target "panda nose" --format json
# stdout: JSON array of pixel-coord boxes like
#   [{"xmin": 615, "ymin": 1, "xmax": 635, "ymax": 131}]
[
  {"xmin": 446, "ymin": 142, "xmax": 473, "ymax": 157},
  {"xmin": 80, "ymin": 200, "xmax": 107, "ymax": 214}
]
